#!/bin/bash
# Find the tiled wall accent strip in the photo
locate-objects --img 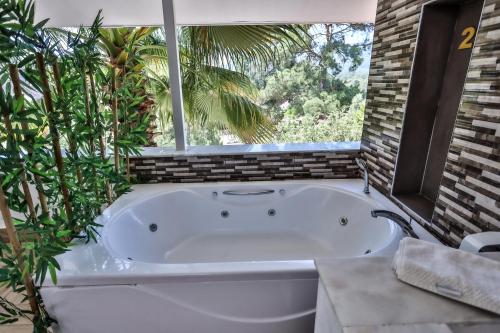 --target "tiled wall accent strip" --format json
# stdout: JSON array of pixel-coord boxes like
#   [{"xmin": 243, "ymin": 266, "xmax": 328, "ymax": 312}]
[
  {"xmin": 130, "ymin": 151, "xmax": 360, "ymax": 183},
  {"xmin": 362, "ymin": 0, "xmax": 500, "ymax": 246}
]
